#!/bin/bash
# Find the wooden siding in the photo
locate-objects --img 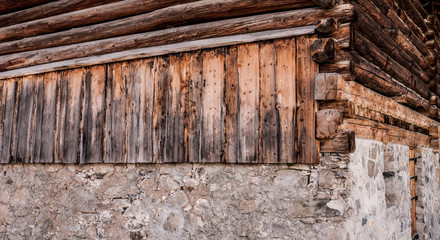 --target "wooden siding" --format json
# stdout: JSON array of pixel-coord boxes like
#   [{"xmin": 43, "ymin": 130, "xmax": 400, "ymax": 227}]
[{"xmin": 0, "ymin": 36, "xmax": 318, "ymax": 164}]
